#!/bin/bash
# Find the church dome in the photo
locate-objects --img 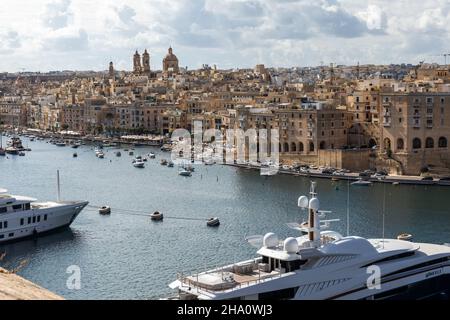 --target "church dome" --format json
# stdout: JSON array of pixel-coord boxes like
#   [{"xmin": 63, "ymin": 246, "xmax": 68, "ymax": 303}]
[{"xmin": 164, "ymin": 47, "xmax": 178, "ymax": 61}]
